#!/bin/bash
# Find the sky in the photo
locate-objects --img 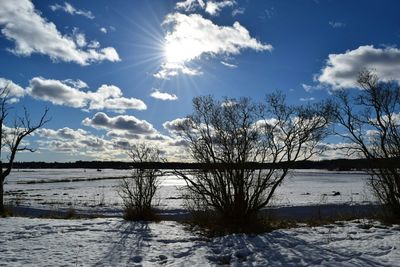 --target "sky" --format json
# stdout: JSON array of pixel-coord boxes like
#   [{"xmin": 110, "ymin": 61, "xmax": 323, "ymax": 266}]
[{"xmin": 0, "ymin": 0, "xmax": 399, "ymax": 162}]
